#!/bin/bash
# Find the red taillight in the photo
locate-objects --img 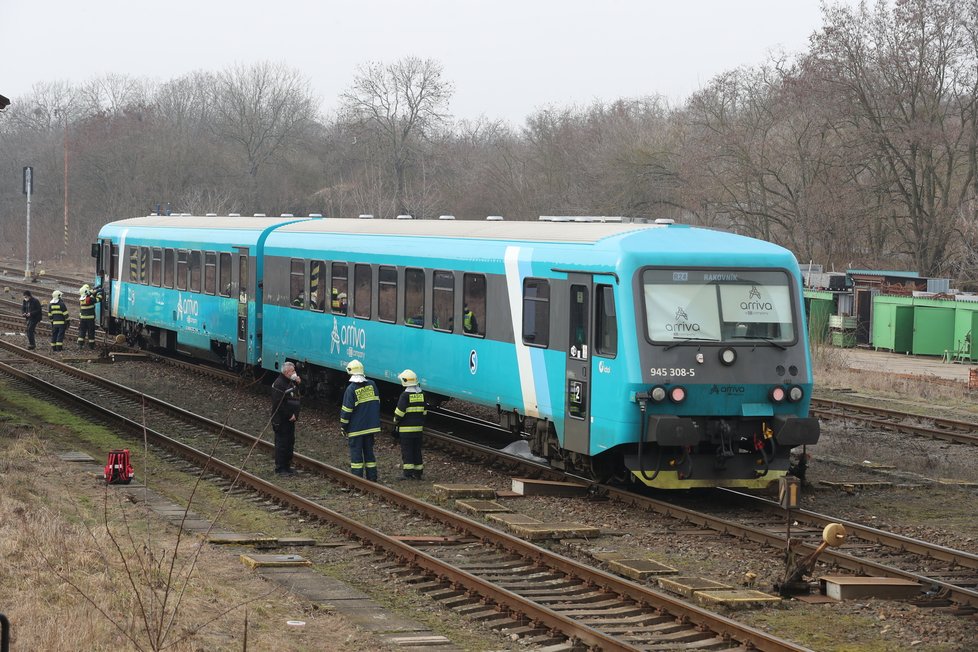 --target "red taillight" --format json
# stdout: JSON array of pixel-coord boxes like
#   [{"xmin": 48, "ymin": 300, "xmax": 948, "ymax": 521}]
[
  {"xmin": 669, "ymin": 386, "xmax": 686, "ymax": 403},
  {"xmin": 769, "ymin": 386, "xmax": 786, "ymax": 403}
]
